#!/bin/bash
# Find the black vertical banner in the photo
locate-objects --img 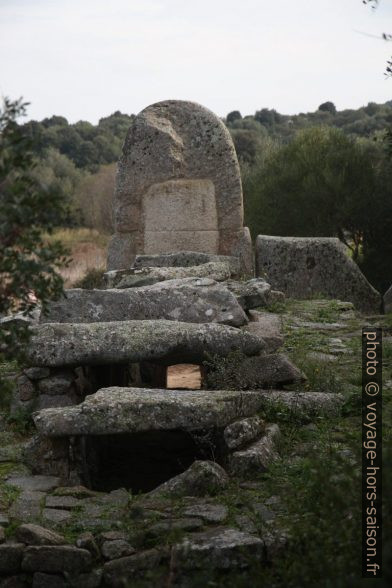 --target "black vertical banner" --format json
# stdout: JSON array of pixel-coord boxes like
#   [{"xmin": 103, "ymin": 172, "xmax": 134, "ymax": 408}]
[{"xmin": 362, "ymin": 327, "xmax": 382, "ymax": 578}]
